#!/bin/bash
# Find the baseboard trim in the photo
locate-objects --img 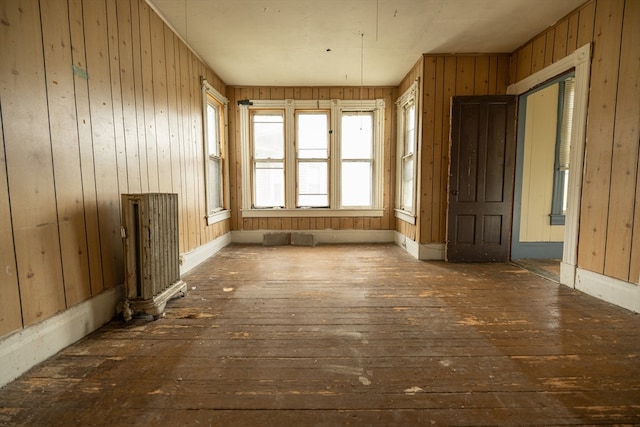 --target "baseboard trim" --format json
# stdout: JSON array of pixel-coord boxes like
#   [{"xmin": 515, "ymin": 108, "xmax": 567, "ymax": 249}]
[
  {"xmin": 0, "ymin": 285, "xmax": 123, "ymax": 388},
  {"xmin": 575, "ymin": 268, "xmax": 640, "ymax": 313},
  {"xmin": 180, "ymin": 232, "xmax": 232, "ymax": 275},
  {"xmin": 231, "ymin": 229, "xmax": 396, "ymax": 244},
  {"xmin": 395, "ymin": 232, "xmax": 445, "ymax": 260}
]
